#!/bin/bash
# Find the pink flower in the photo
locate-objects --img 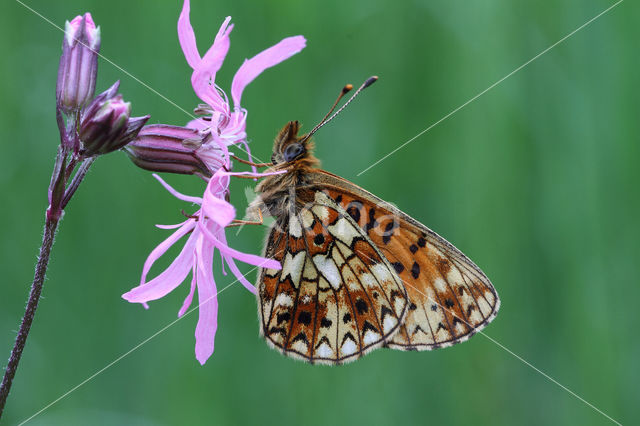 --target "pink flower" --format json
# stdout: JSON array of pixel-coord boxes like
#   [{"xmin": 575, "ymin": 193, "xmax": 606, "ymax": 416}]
[
  {"xmin": 178, "ymin": 0, "xmax": 306, "ymax": 172},
  {"xmin": 122, "ymin": 172, "xmax": 281, "ymax": 364},
  {"xmin": 123, "ymin": 1, "xmax": 305, "ymax": 364}
]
